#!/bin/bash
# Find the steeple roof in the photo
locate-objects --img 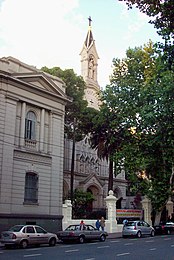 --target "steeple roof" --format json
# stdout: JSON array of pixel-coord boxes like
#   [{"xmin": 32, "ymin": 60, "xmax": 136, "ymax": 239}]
[{"xmin": 85, "ymin": 16, "xmax": 94, "ymax": 49}]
